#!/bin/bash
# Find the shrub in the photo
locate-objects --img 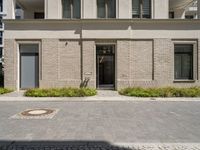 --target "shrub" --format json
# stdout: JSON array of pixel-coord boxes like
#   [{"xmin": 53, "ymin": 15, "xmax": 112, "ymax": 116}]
[
  {"xmin": 25, "ymin": 87, "xmax": 97, "ymax": 97},
  {"xmin": 0, "ymin": 88, "xmax": 13, "ymax": 95},
  {"xmin": 119, "ymin": 87, "xmax": 200, "ymax": 97}
]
